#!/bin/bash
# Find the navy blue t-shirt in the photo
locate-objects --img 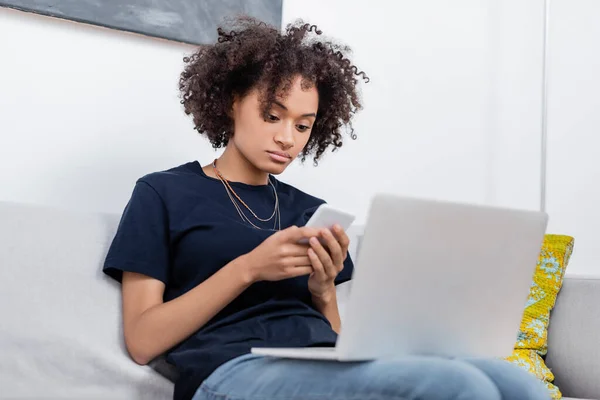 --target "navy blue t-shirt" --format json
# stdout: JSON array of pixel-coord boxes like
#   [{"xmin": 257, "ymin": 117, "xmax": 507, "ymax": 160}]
[{"xmin": 103, "ymin": 161, "xmax": 354, "ymax": 400}]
